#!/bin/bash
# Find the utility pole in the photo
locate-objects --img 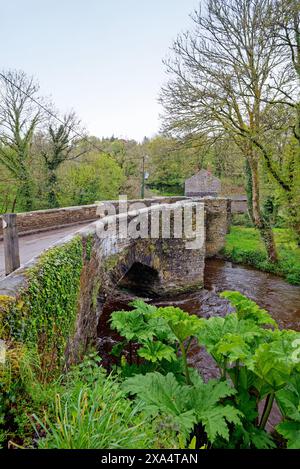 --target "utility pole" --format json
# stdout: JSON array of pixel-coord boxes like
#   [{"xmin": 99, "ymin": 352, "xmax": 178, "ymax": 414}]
[
  {"xmin": 2, "ymin": 213, "xmax": 20, "ymax": 275},
  {"xmin": 141, "ymin": 154, "xmax": 148, "ymax": 199}
]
